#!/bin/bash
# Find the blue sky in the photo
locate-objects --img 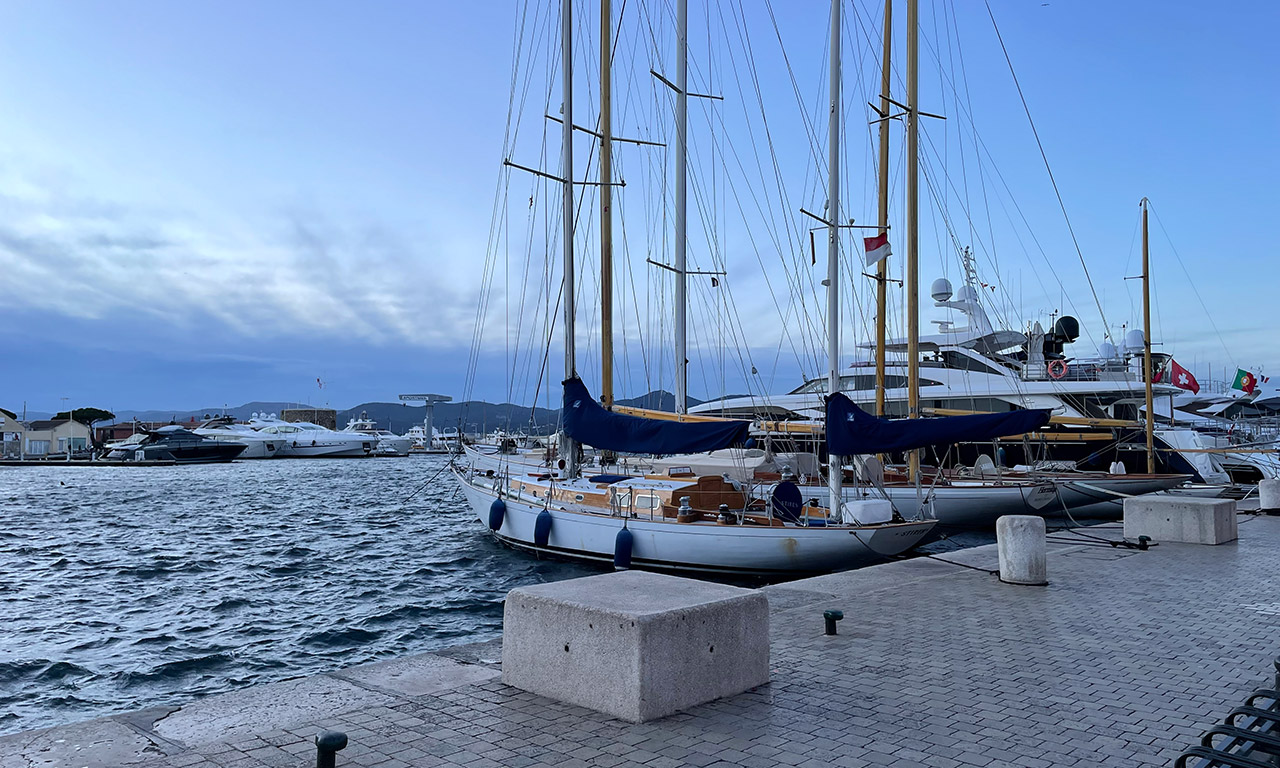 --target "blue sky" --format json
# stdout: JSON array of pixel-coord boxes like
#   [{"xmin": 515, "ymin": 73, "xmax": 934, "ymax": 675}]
[{"xmin": 1, "ymin": 1, "xmax": 1276, "ymax": 413}]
